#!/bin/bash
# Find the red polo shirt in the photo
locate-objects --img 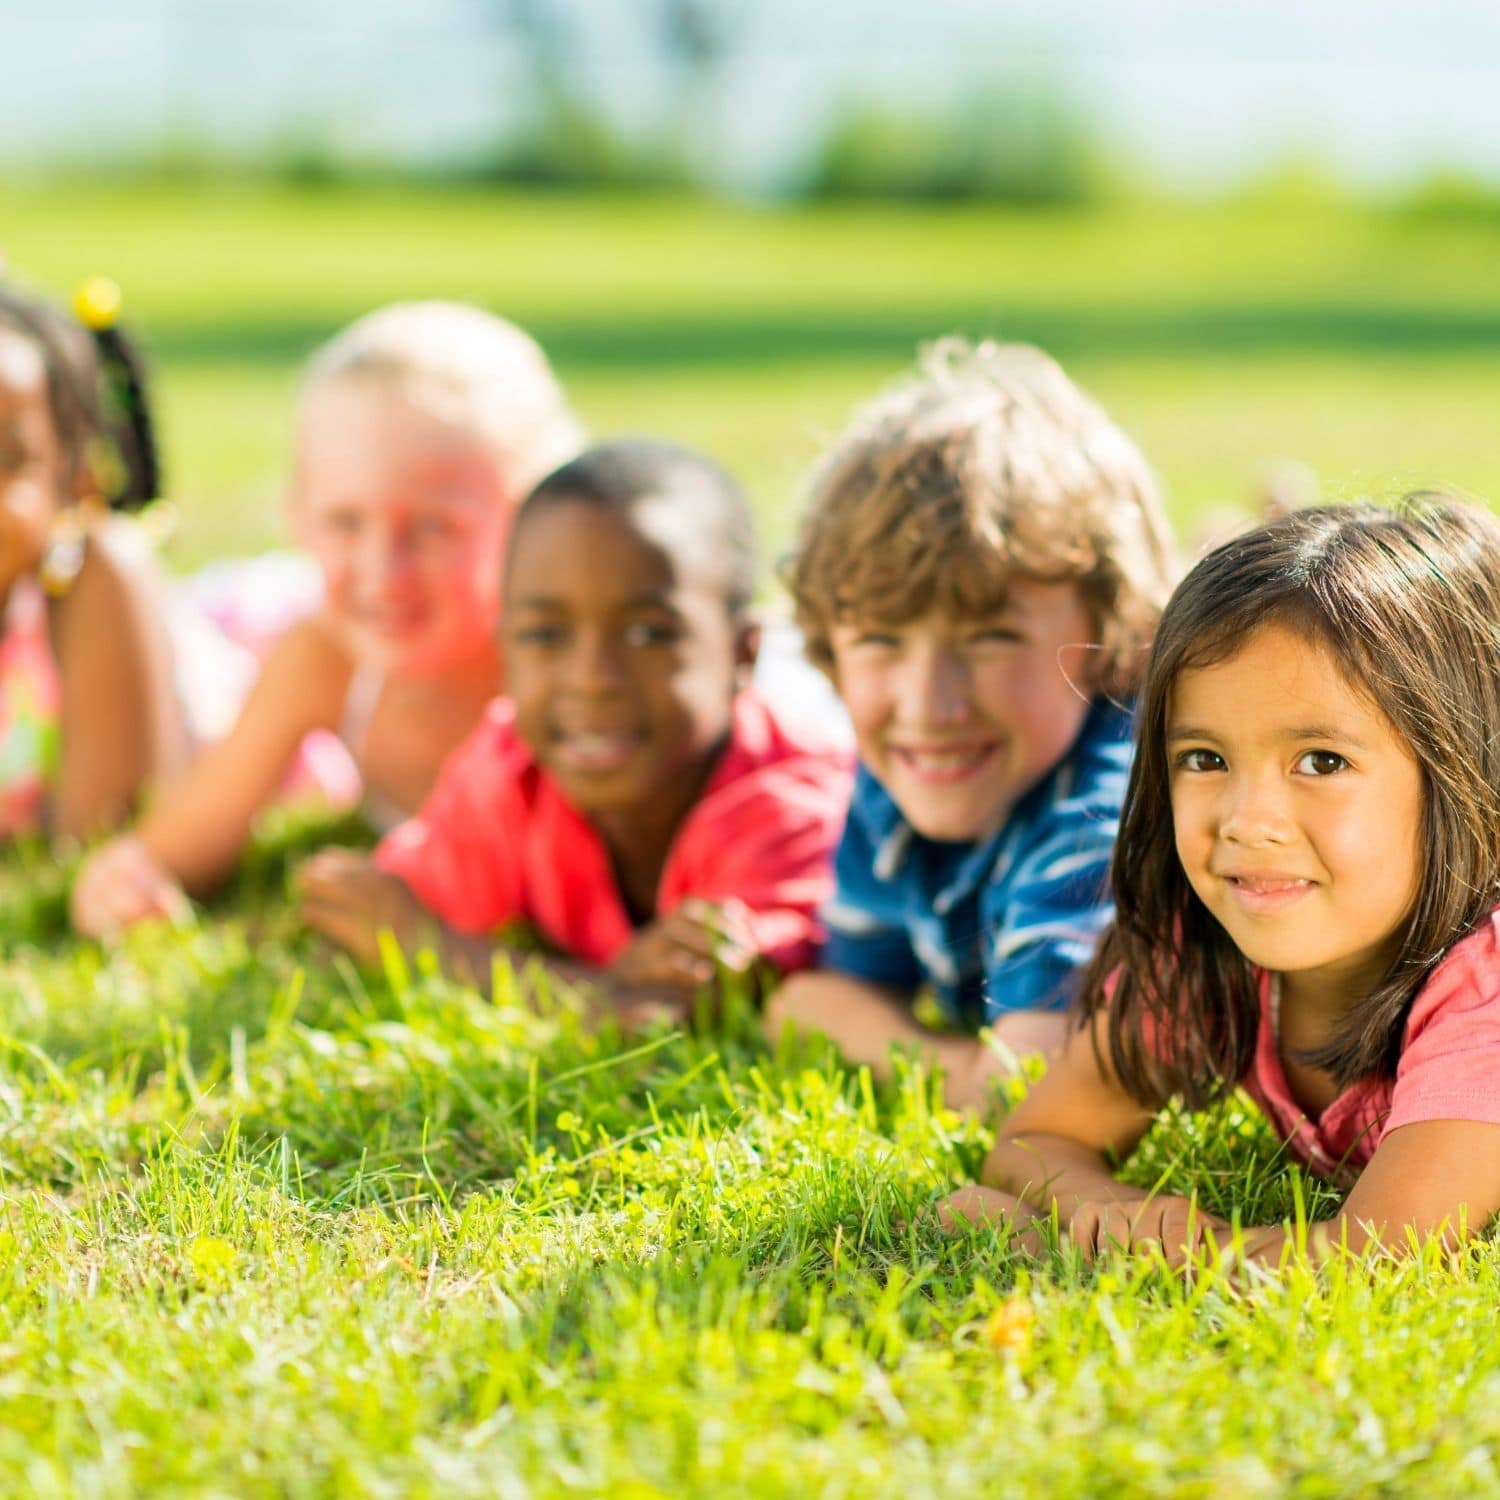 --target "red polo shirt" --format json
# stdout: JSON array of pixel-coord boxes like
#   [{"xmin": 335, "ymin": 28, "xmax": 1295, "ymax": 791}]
[{"xmin": 376, "ymin": 689, "xmax": 852, "ymax": 973}]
